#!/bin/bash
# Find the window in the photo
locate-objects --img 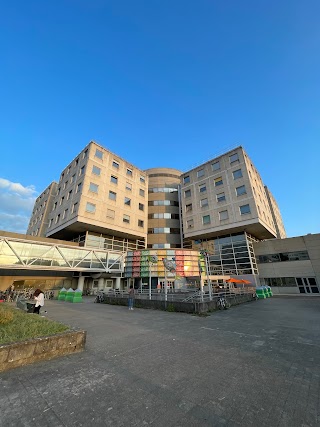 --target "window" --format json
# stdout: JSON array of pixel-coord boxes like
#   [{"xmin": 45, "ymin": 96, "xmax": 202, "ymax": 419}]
[
  {"xmin": 72, "ymin": 202, "xmax": 78, "ymax": 214},
  {"xmin": 86, "ymin": 202, "xmax": 96, "ymax": 213},
  {"xmin": 112, "ymin": 160, "xmax": 119, "ymax": 169},
  {"xmin": 240, "ymin": 204, "xmax": 251, "ymax": 215},
  {"xmin": 62, "ymin": 208, "xmax": 68, "ymax": 220},
  {"xmin": 83, "ymin": 149, "xmax": 88, "ymax": 159},
  {"xmin": 76, "ymin": 182, "xmax": 82, "ymax": 193},
  {"xmin": 212, "ymin": 161, "xmax": 220, "ymax": 171},
  {"xmin": 185, "ymin": 189, "xmax": 191, "ymax": 198},
  {"xmin": 75, "ymin": 158, "xmax": 79, "ymax": 166},
  {"xmin": 110, "ymin": 175, "xmax": 118, "ymax": 184},
  {"xmin": 126, "ymin": 182, "xmax": 132, "ymax": 191},
  {"xmin": 202, "ymin": 215, "xmax": 211, "ymax": 224},
  {"xmin": 200, "ymin": 198, "xmax": 208, "ymax": 207},
  {"xmin": 187, "ymin": 219, "xmax": 194, "ymax": 228},
  {"xmin": 124, "ymin": 197, "xmax": 131, "ymax": 206},
  {"xmin": 67, "ymin": 190, "xmax": 72, "ymax": 200},
  {"xmin": 53, "ymin": 202, "xmax": 57, "ymax": 211},
  {"xmin": 197, "ymin": 169, "xmax": 205, "ymax": 178},
  {"xmin": 109, "ymin": 190, "xmax": 116, "ymax": 200},
  {"xmin": 92, "ymin": 165, "xmax": 101, "ymax": 176},
  {"xmin": 70, "ymin": 174, "xmax": 75, "ymax": 184},
  {"xmin": 140, "ymin": 175, "xmax": 146, "ymax": 184},
  {"xmin": 123, "ymin": 214, "xmax": 130, "ymax": 223},
  {"xmin": 138, "ymin": 219, "xmax": 144, "ymax": 227},
  {"xmin": 199, "ymin": 184, "xmax": 206, "ymax": 193},
  {"xmin": 184, "ymin": 175, "xmax": 190, "ymax": 184},
  {"xmin": 55, "ymin": 214, "xmax": 60, "ymax": 224},
  {"xmin": 79, "ymin": 166, "xmax": 85, "ymax": 176},
  {"xmin": 186, "ymin": 203, "xmax": 192, "ymax": 212},
  {"xmin": 63, "ymin": 181, "xmax": 68, "ymax": 190},
  {"xmin": 60, "ymin": 196, "xmax": 64, "ymax": 206},
  {"xmin": 236, "ymin": 185, "xmax": 246, "ymax": 196},
  {"xmin": 48, "ymin": 219, "xmax": 52, "ymax": 228},
  {"xmin": 89, "ymin": 182, "xmax": 99, "ymax": 193},
  {"xmin": 229, "ymin": 152, "xmax": 239, "ymax": 163},
  {"xmin": 139, "ymin": 189, "xmax": 145, "ymax": 197},
  {"xmin": 219, "ymin": 210, "xmax": 228, "ymax": 220},
  {"xmin": 233, "ymin": 169, "xmax": 243, "ymax": 179},
  {"xmin": 126, "ymin": 168, "xmax": 133, "ymax": 176},
  {"xmin": 107, "ymin": 209, "xmax": 115, "ymax": 219},
  {"xmin": 217, "ymin": 192, "xmax": 226, "ymax": 202},
  {"xmin": 214, "ymin": 177, "xmax": 223, "ymax": 186},
  {"xmin": 139, "ymin": 203, "xmax": 144, "ymax": 211},
  {"xmin": 95, "ymin": 149, "xmax": 103, "ymax": 159}
]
